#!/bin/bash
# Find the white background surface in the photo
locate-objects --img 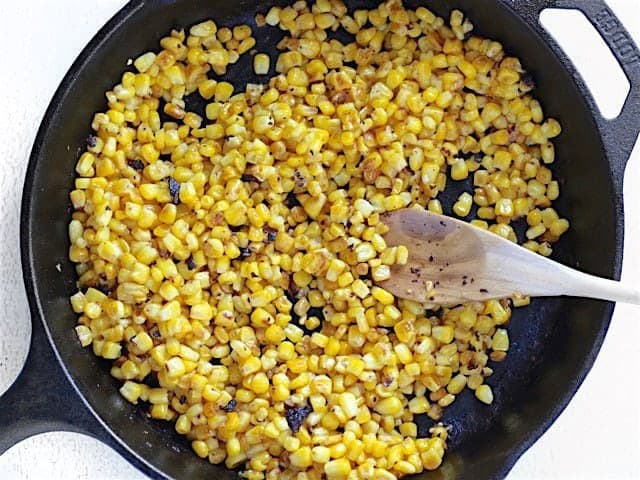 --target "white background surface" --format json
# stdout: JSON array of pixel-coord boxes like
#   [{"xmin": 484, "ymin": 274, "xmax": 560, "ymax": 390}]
[{"xmin": 0, "ymin": 1, "xmax": 639, "ymax": 479}]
